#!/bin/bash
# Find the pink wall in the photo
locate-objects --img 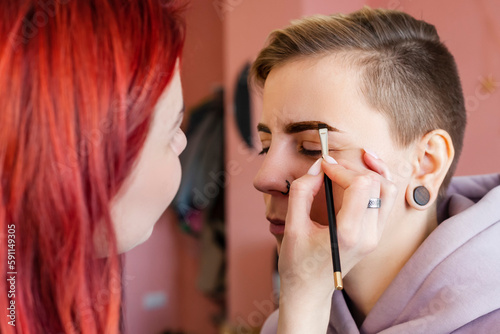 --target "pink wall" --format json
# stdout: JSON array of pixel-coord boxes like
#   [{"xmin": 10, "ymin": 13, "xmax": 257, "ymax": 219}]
[
  {"xmin": 181, "ymin": 1, "xmax": 223, "ymax": 111},
  {"xmin": 301, "ymin": 0, "xmax": 366, "ymax": 16}
]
